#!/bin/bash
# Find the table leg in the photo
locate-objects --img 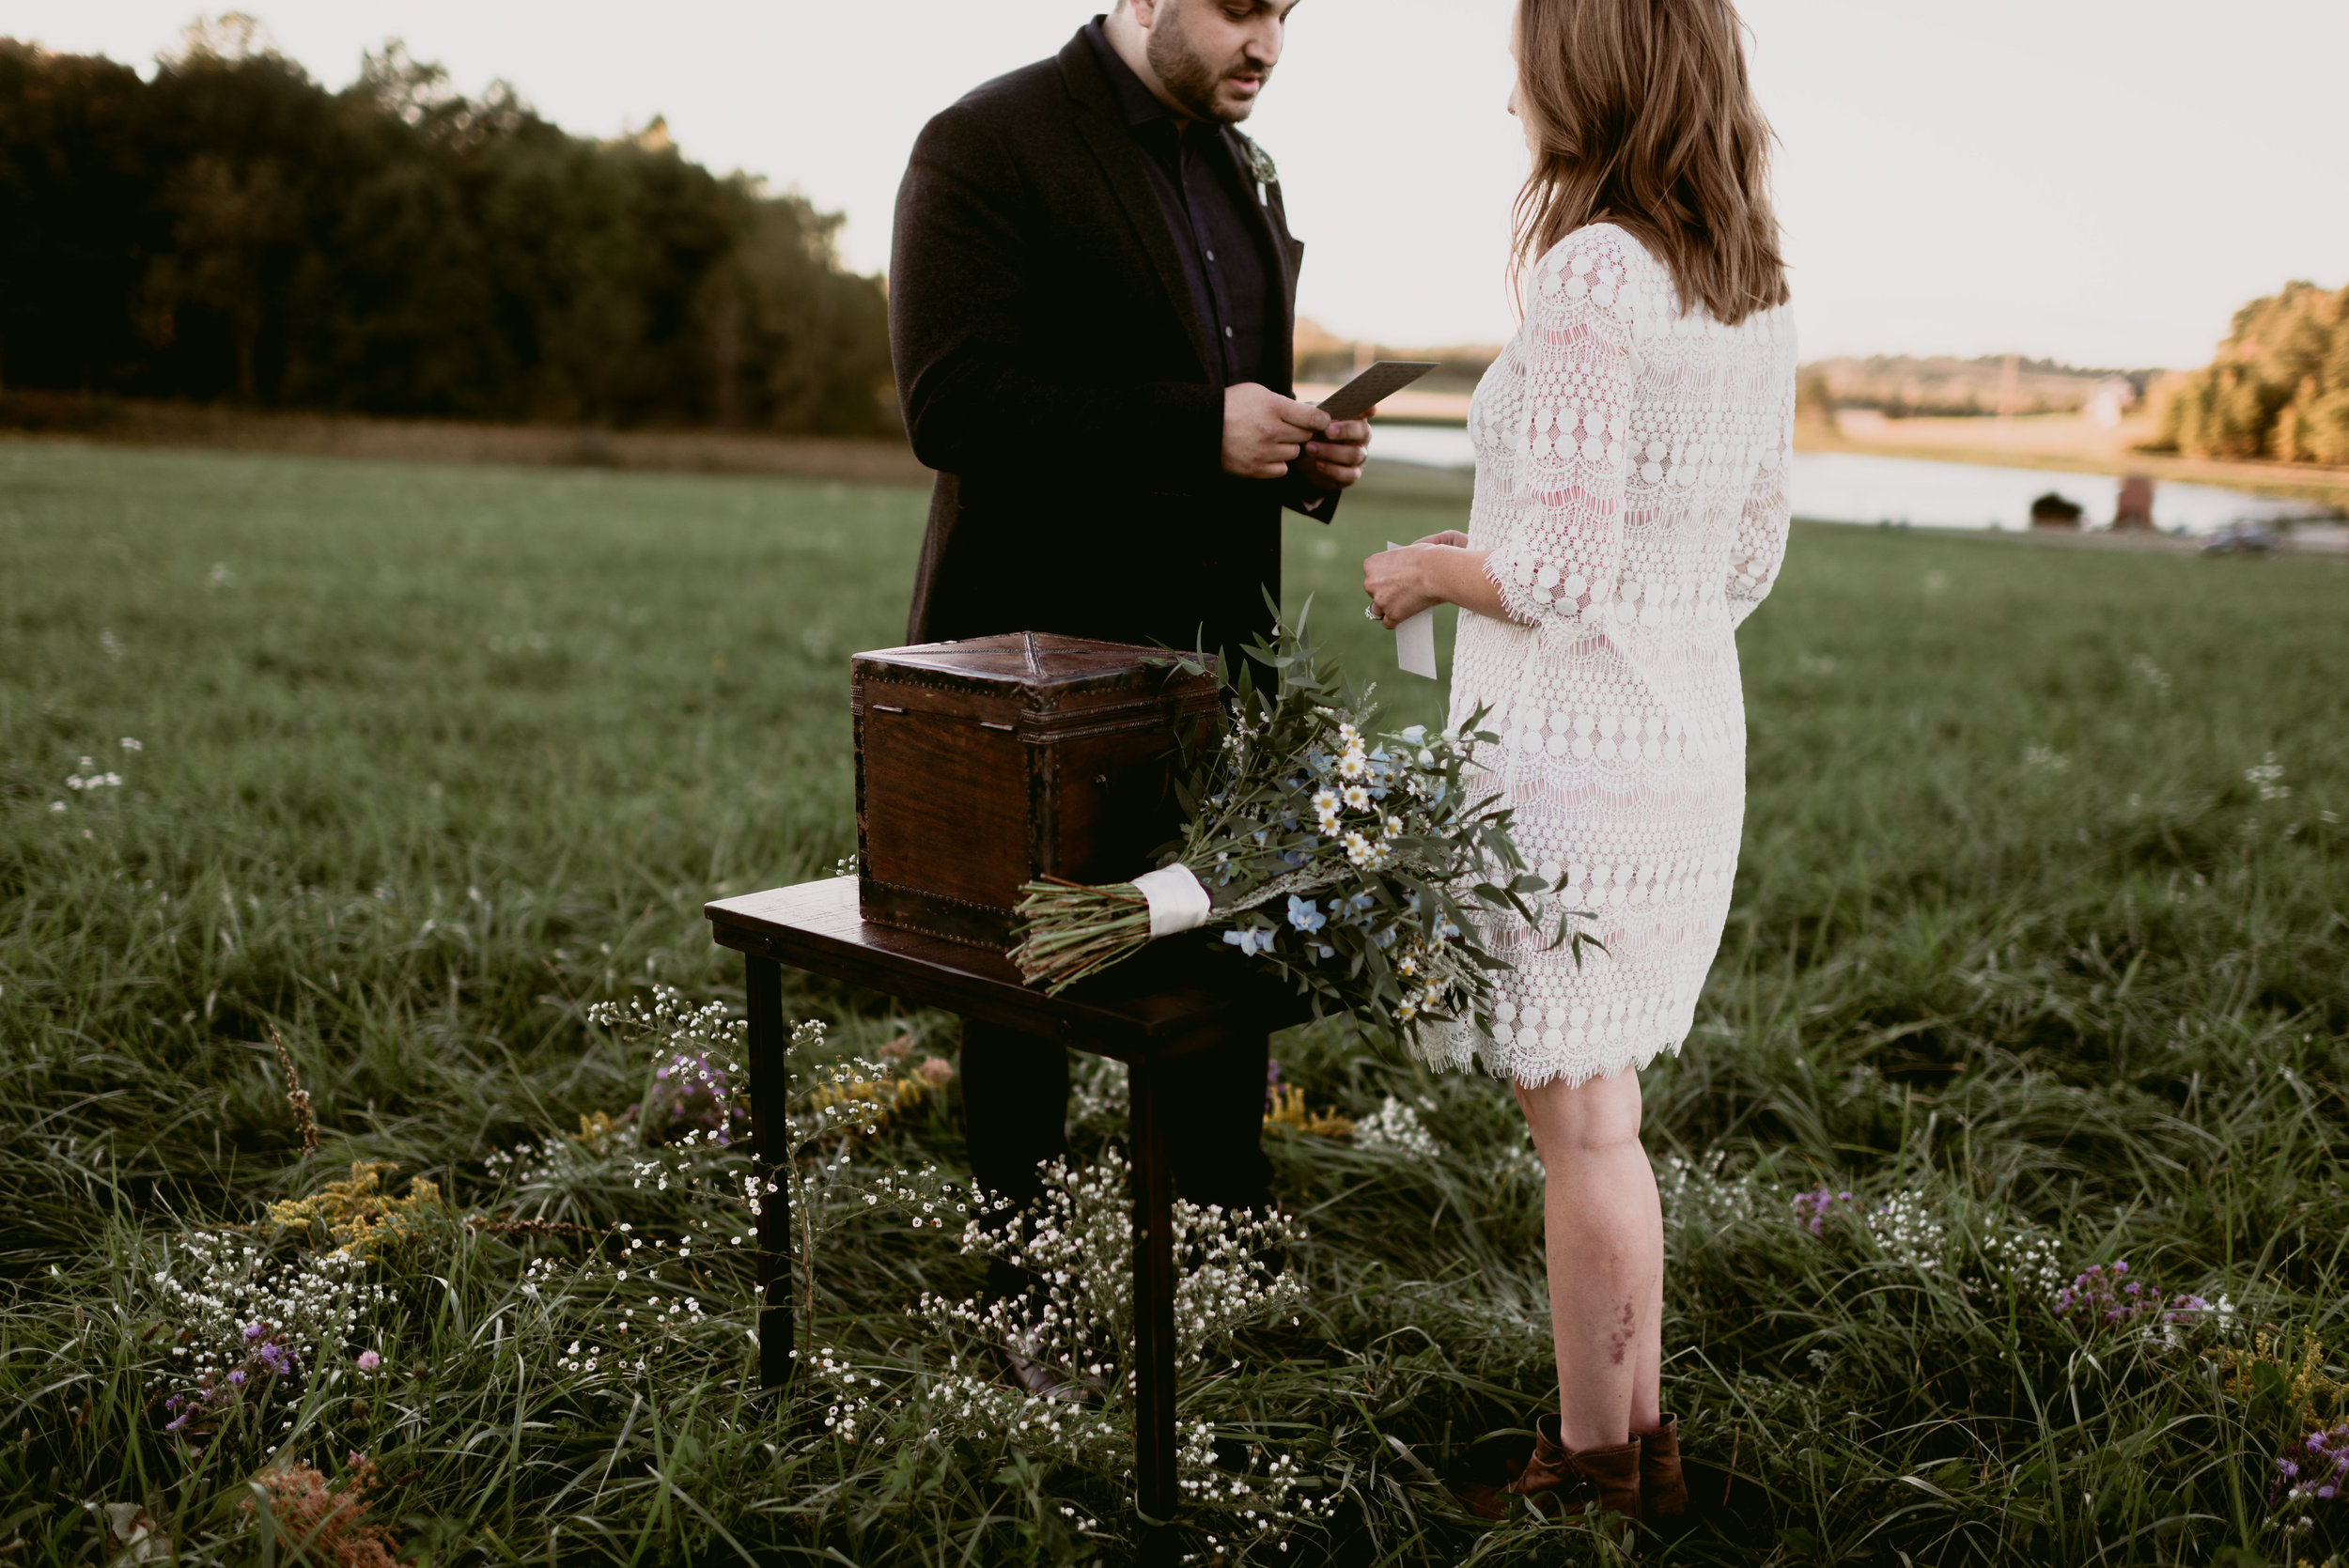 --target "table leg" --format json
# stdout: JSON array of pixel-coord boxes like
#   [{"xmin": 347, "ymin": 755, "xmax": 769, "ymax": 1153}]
[
  {"xmin": 746, "ymin": 952, "xmax": 795, "ymax": 1390},
  {"xmin": 1129, "ymin": 1051, "xmax": 1178, "ymax": 1521}
]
